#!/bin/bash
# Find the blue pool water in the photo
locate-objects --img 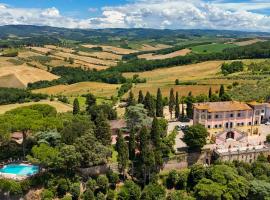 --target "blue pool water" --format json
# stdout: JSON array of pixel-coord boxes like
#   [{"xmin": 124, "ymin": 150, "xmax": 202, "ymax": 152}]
[{"xmin": 0, "ymin": 164, "xmax": 39, "ymax": 176}]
